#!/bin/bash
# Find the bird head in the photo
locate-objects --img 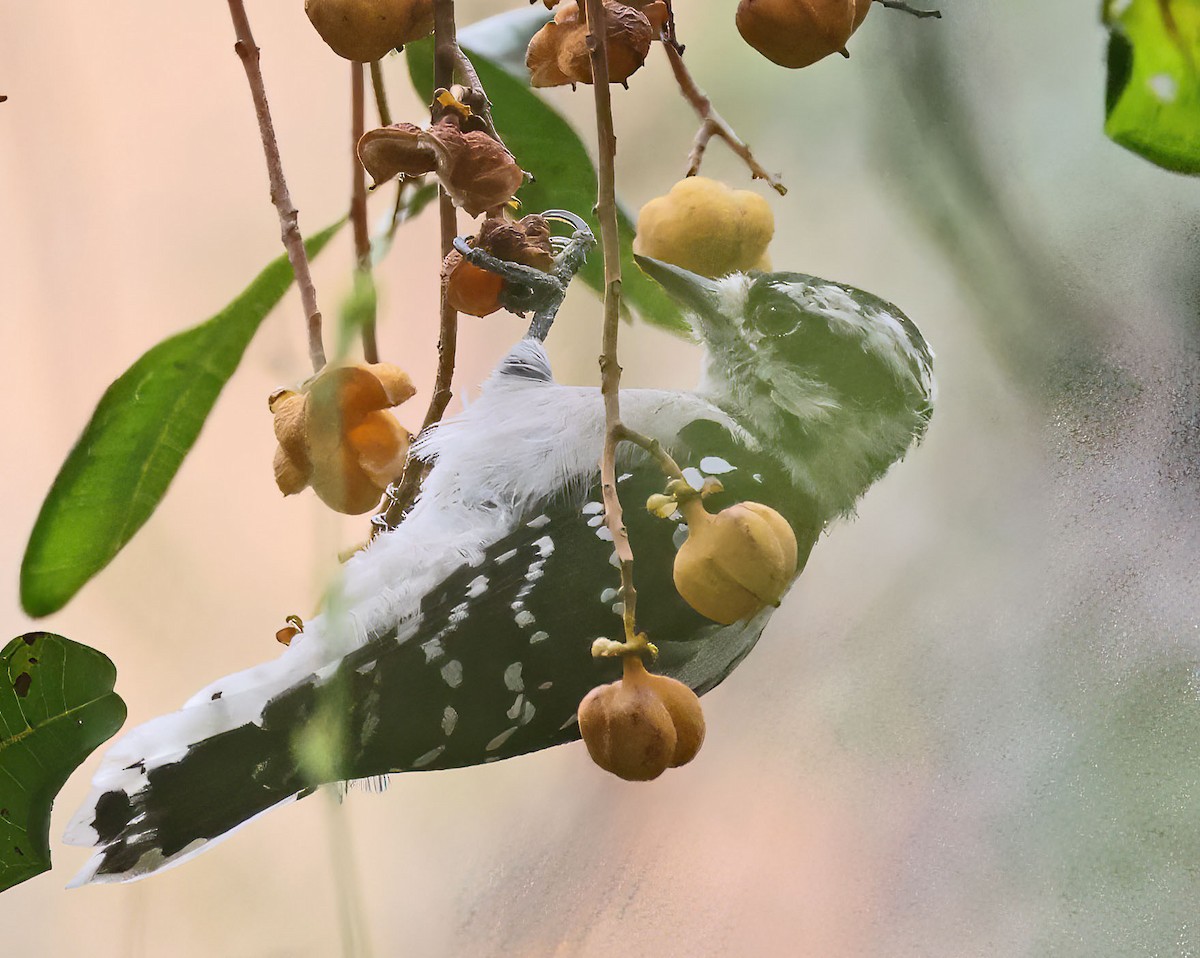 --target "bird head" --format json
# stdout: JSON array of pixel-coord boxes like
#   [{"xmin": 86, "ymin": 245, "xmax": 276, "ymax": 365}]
[{"xmin": 636, "ymin": 256, "xmax": 935, "ymax": 521}]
